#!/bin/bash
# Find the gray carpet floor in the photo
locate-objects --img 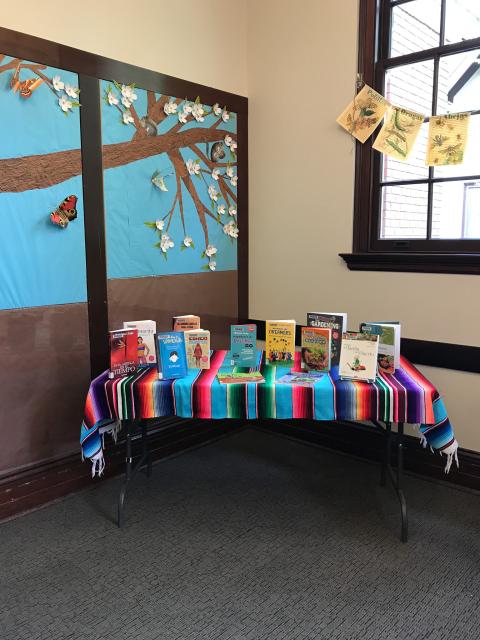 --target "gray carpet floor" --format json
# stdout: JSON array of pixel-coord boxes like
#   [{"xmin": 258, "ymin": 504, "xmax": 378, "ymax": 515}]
[{"xmin": 1, "ymin": 428, "xmax": 479, "ymax": 640}]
